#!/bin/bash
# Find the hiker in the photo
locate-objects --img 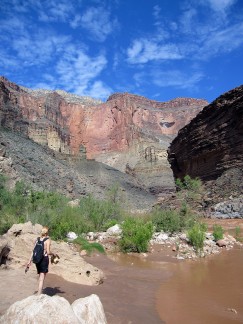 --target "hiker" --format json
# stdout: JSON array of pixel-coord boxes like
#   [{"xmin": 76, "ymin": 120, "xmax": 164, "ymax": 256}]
[{"xmin": 26, "ymin": 226, "xmax": 54, "ymax": 295}]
